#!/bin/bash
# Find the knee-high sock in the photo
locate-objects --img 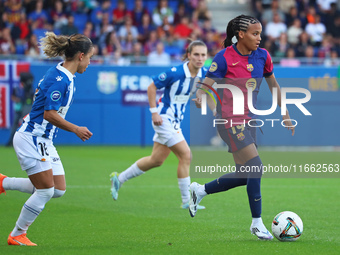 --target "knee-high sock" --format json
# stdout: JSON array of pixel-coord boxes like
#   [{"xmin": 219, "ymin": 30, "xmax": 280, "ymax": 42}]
[
  {"xmin": 245, "ymin": 156, "xmax": 263, "ymax": 218},
  {"xmin": 204, "ymin": 164, "xmax": 247, "ymax": 194},
  {"xmin": 178, "ymin": 176, "xmax": 190, "ymax": 204},
  {"xmin": 52, "ymin": 189, "xmax": 66, "ymax": 198},
  {"xmin": 118, "ymin": 162, "xmax": 144, "ymax": 184},
  {"xmin": 3, "ymin": 177, "xmax": 35, "ymax": 194},
  {"xmin": 11, "ymin": 187, "xmax": 54, "ymax": 237}
]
